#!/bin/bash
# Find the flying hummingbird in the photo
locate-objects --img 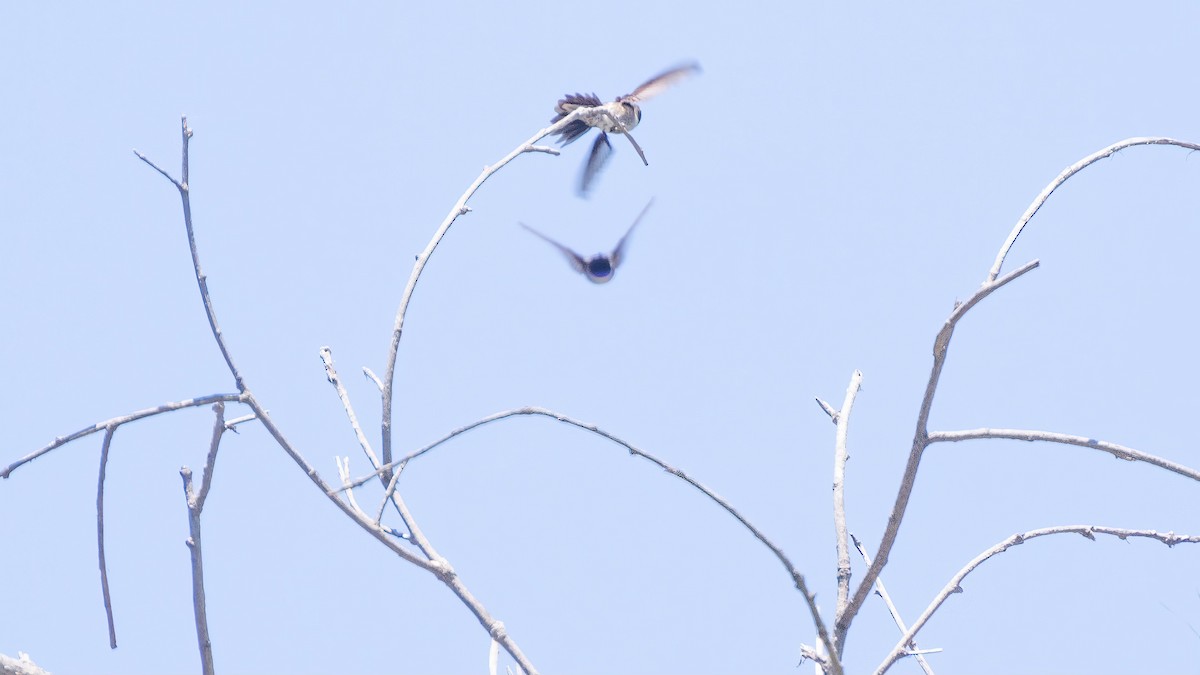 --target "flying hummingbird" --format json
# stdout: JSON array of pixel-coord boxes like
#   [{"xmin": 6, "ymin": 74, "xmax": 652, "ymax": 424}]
[
  {"xmin": 551, "ymin": 63, "xmax": 699, "ymax": 197},
  {"xmin": 519, "ymin": 199, "xmax": 654, "ymax": 284}
]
